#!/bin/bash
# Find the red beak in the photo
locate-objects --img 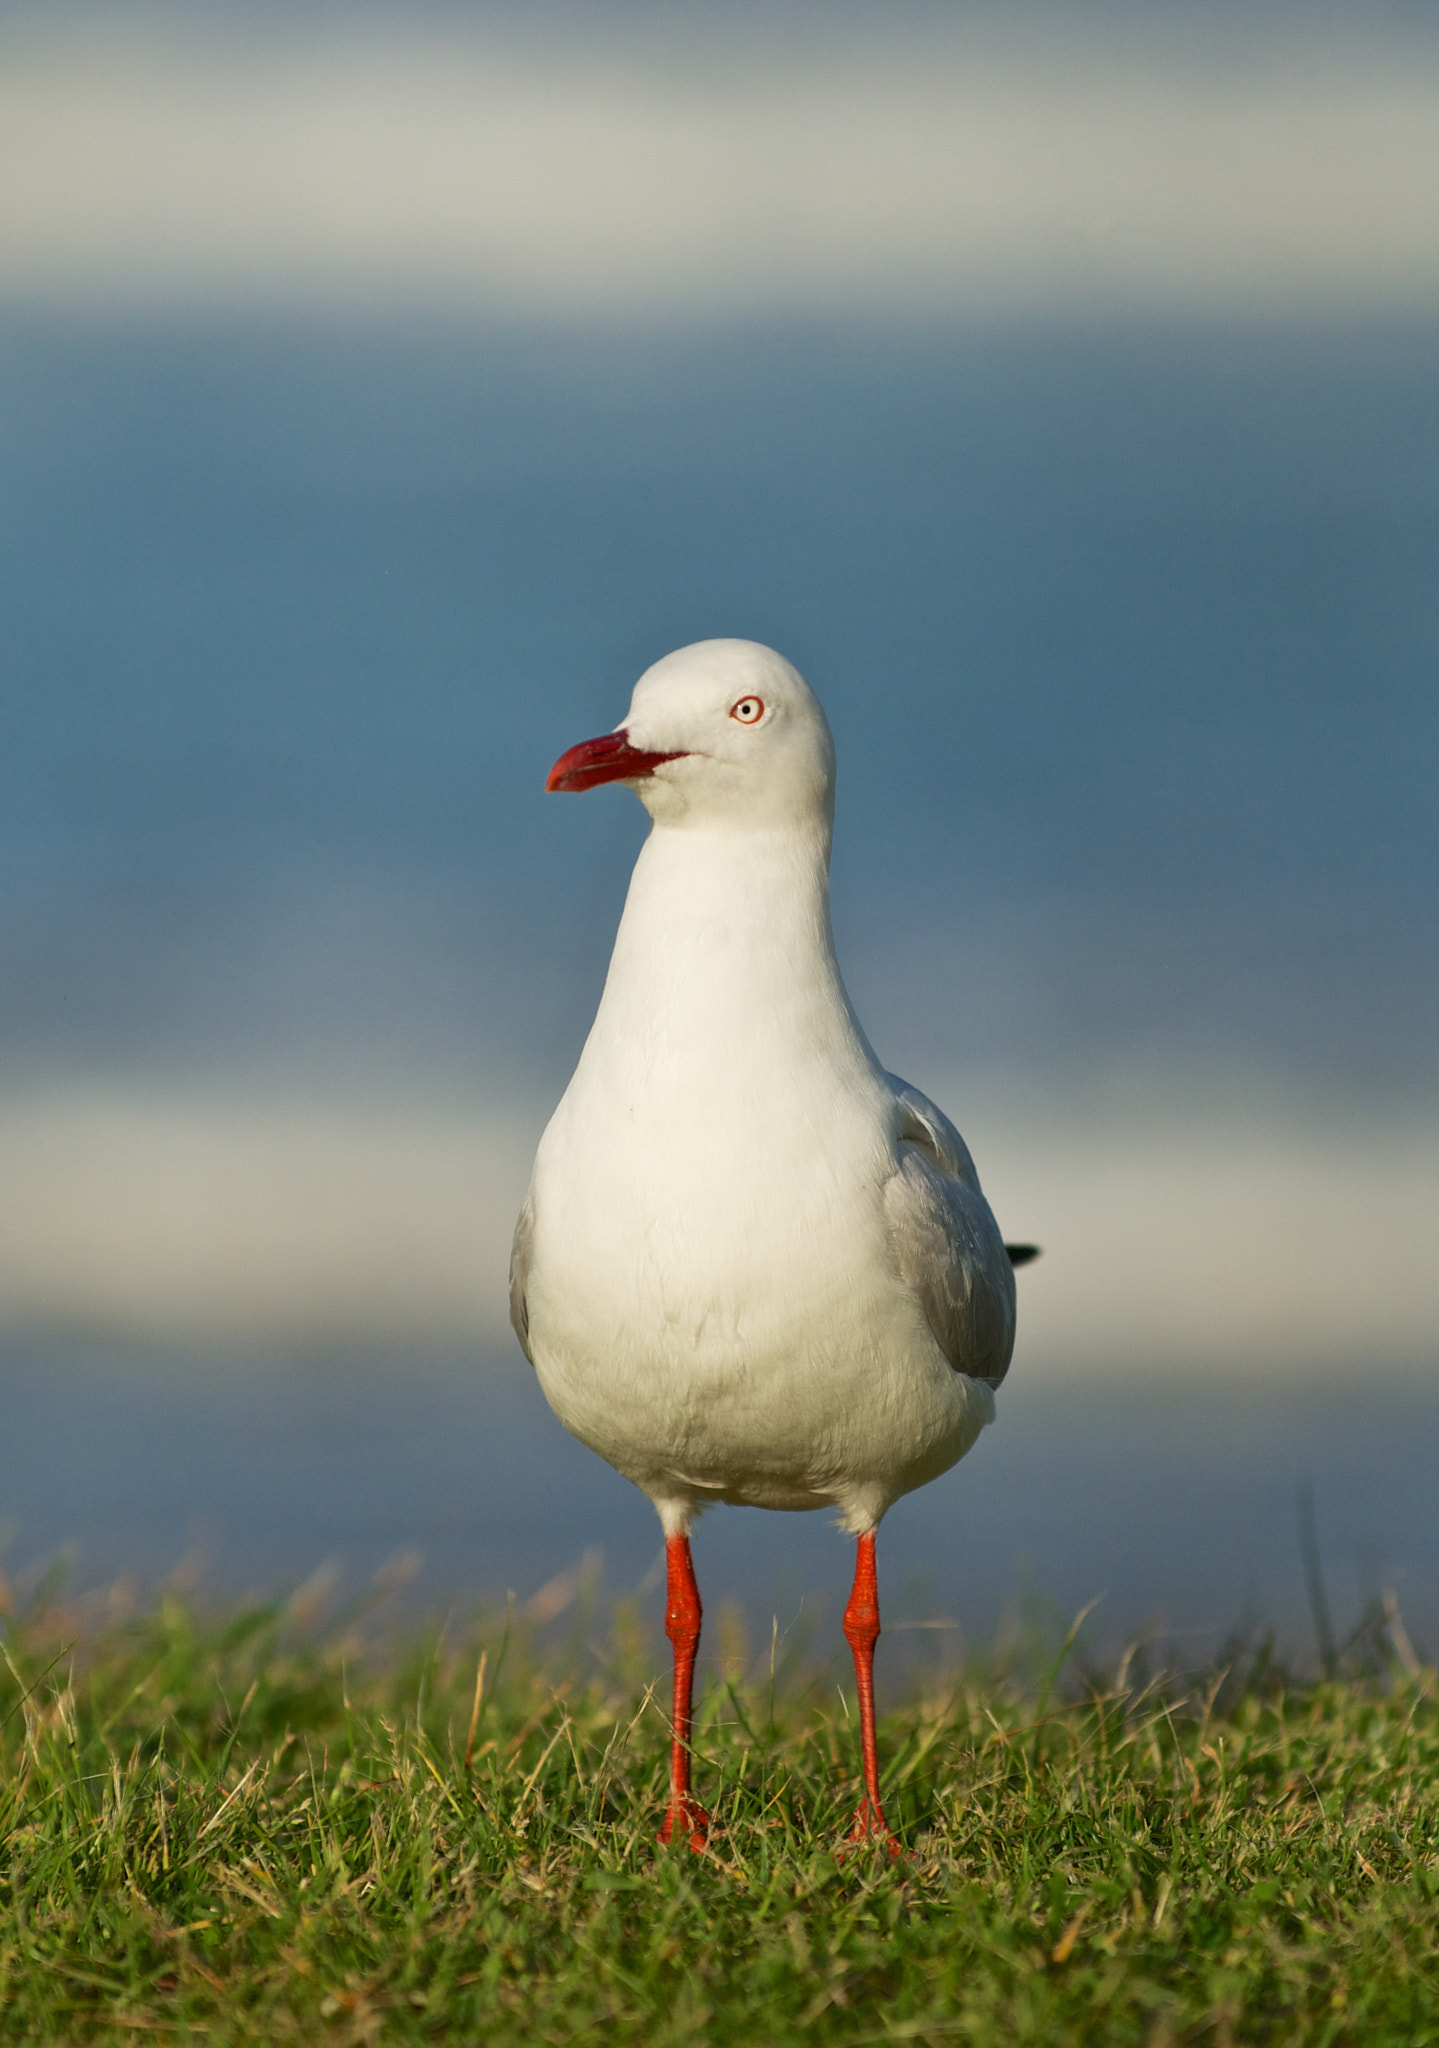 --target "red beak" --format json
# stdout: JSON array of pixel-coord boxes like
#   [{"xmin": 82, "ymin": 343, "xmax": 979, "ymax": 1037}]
[{"xmin": 546, "ymin": 730, "xmax": 687, "ymax": 793}]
